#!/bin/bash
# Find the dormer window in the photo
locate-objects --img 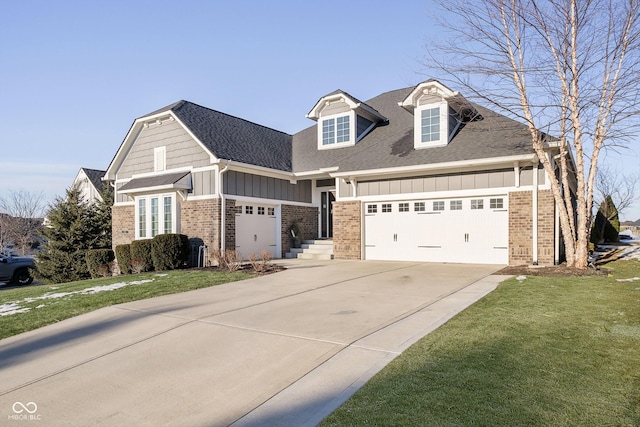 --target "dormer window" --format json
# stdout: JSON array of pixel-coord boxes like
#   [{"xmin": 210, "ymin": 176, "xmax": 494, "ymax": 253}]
[
  {"xmin": 322, "ymin": 114, "xmax": 351, "ymax": 146},
  {"xmin": 420, "ymin": 106, "xmax": 441, "ymax": 143},
  {"xmin": 399, "ymin": 80, "xmax": 476, "ymax": 150},
  {"xmin": 307, "ymin": 90, "xmax": 387, "ymax": 151},
  {"xmin": 415, "ymin": 102, "xmax": 449, "ymax": 148}
]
